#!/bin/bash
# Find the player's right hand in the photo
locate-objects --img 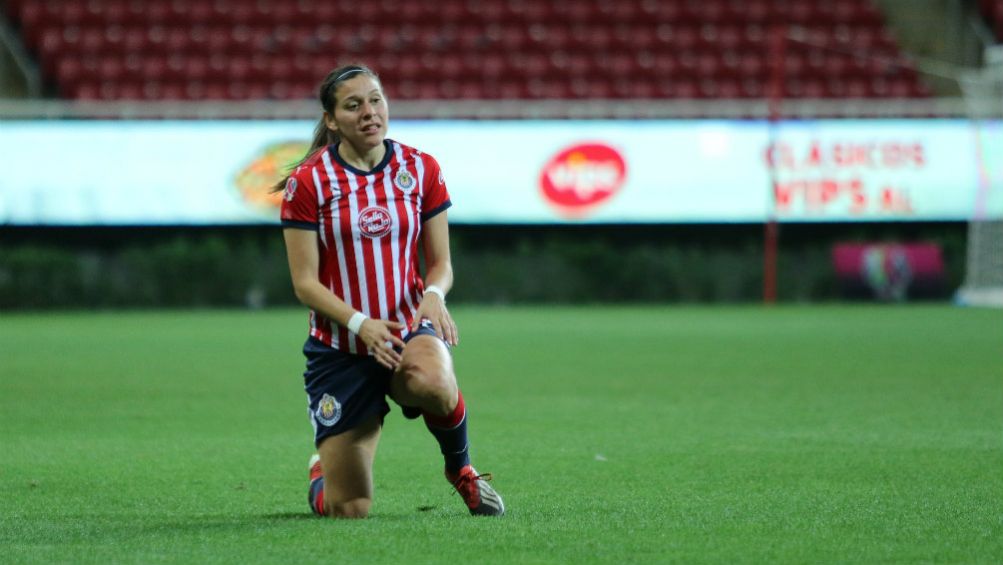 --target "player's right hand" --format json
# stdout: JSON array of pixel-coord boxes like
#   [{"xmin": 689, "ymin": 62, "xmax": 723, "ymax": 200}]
[{"xmin": 359, "ymin": 319, "xmax": 406, "ymax": 370}]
